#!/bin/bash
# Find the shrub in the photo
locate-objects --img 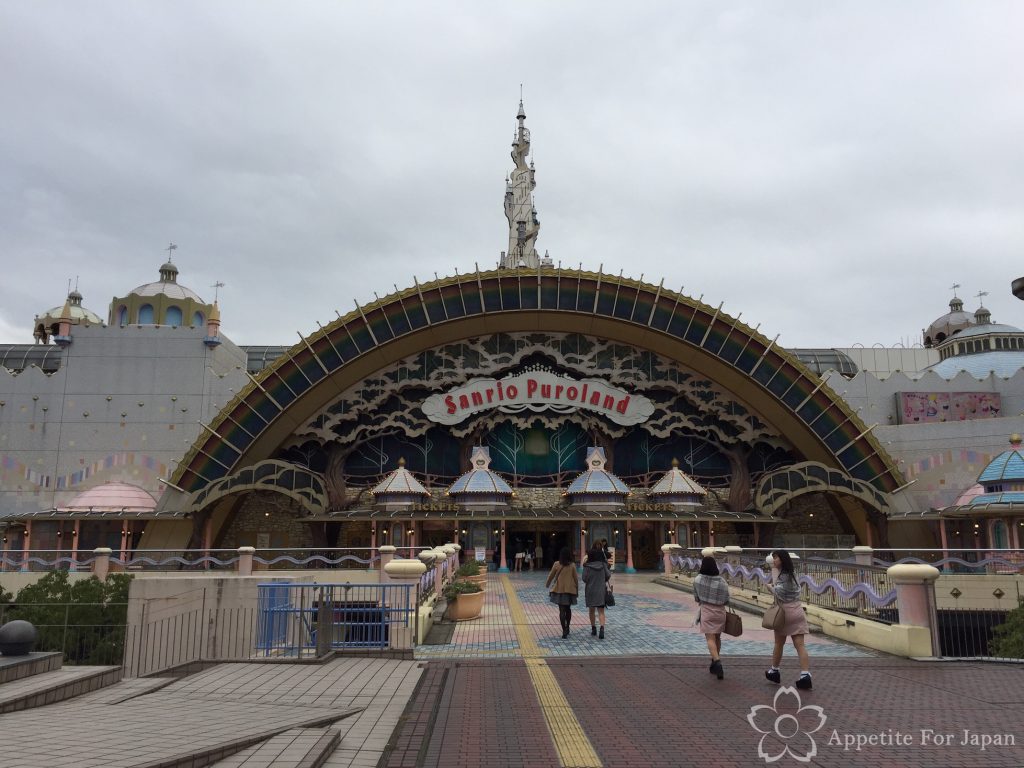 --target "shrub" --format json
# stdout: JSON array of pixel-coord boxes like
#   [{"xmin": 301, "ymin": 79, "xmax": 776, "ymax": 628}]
[
  {"xmin": 443, "ymin": 579, "xmax": 482, "ymax": 602},
  {"xmin": 8, "ymin": 571, "xmax": 132, "ymax": 665},
  {"xmin": 989, "ymin": 597, "xmax": 1024, "ymax": 659},
  {"xmin": 455, "ymin": 560, "xmax": 481, "ymax": 577}
]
